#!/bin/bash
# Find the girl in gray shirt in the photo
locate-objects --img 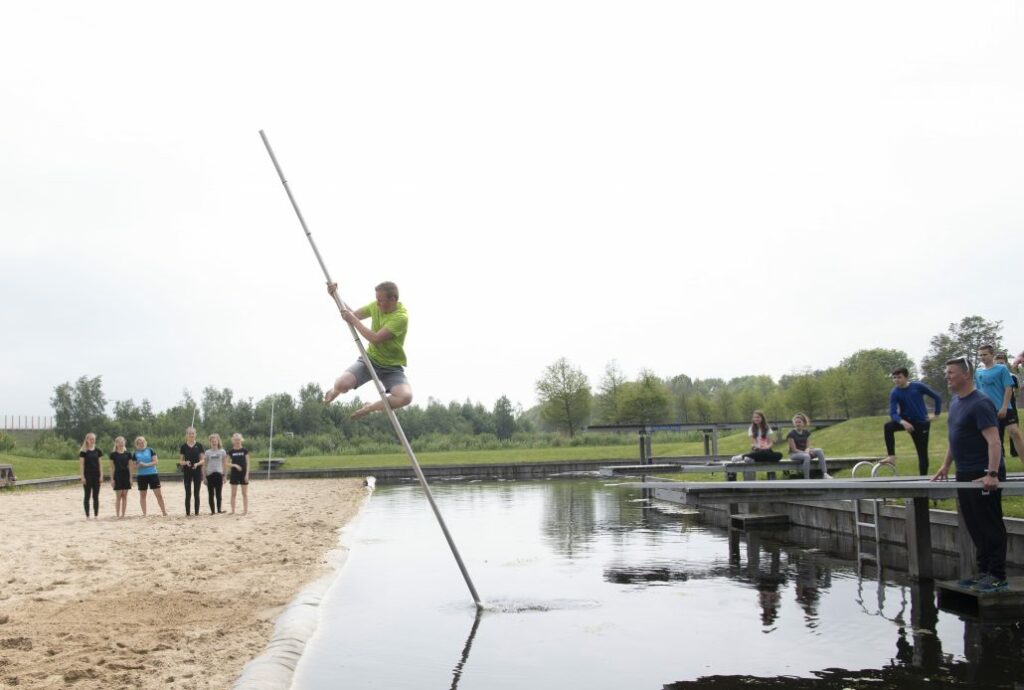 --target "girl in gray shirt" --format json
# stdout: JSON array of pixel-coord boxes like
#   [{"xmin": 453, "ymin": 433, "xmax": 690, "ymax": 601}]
[{"xmin": 203, "ymin": 433, "xmax": 228, "ymax": 514}]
